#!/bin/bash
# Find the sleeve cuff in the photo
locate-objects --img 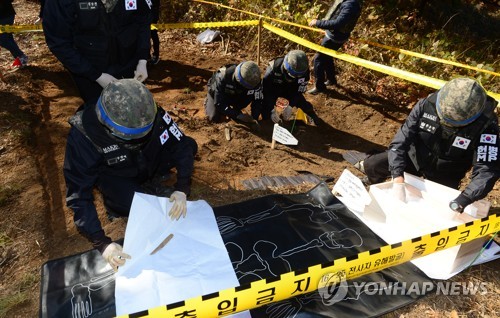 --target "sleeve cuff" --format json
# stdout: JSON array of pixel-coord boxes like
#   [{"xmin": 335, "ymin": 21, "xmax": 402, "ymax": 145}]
[
  {"xmin": 175, "ymin": 179, "xmax": 191, "ymax": 197},
  {"xmin": 391, "ymin": 171, "xmax": 404, "ymax": 179},
  {"xmin": 89, "ymin": 230, "xmax": 113, "ymax": 254},
  {"xmin": 454, "ymin": 193, "xmax": 473, "ymax": 210}
]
